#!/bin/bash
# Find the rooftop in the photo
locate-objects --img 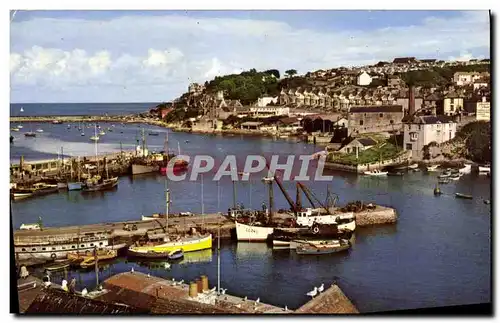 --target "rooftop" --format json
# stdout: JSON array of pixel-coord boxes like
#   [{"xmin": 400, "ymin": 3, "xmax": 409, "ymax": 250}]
[
  {"xmin": 404, "ymin": 115, "xmax": 456, "ymax": 124},
  {"xmin": 349, "ymin": 105, "xmax": 403, "ymax": 113}
]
